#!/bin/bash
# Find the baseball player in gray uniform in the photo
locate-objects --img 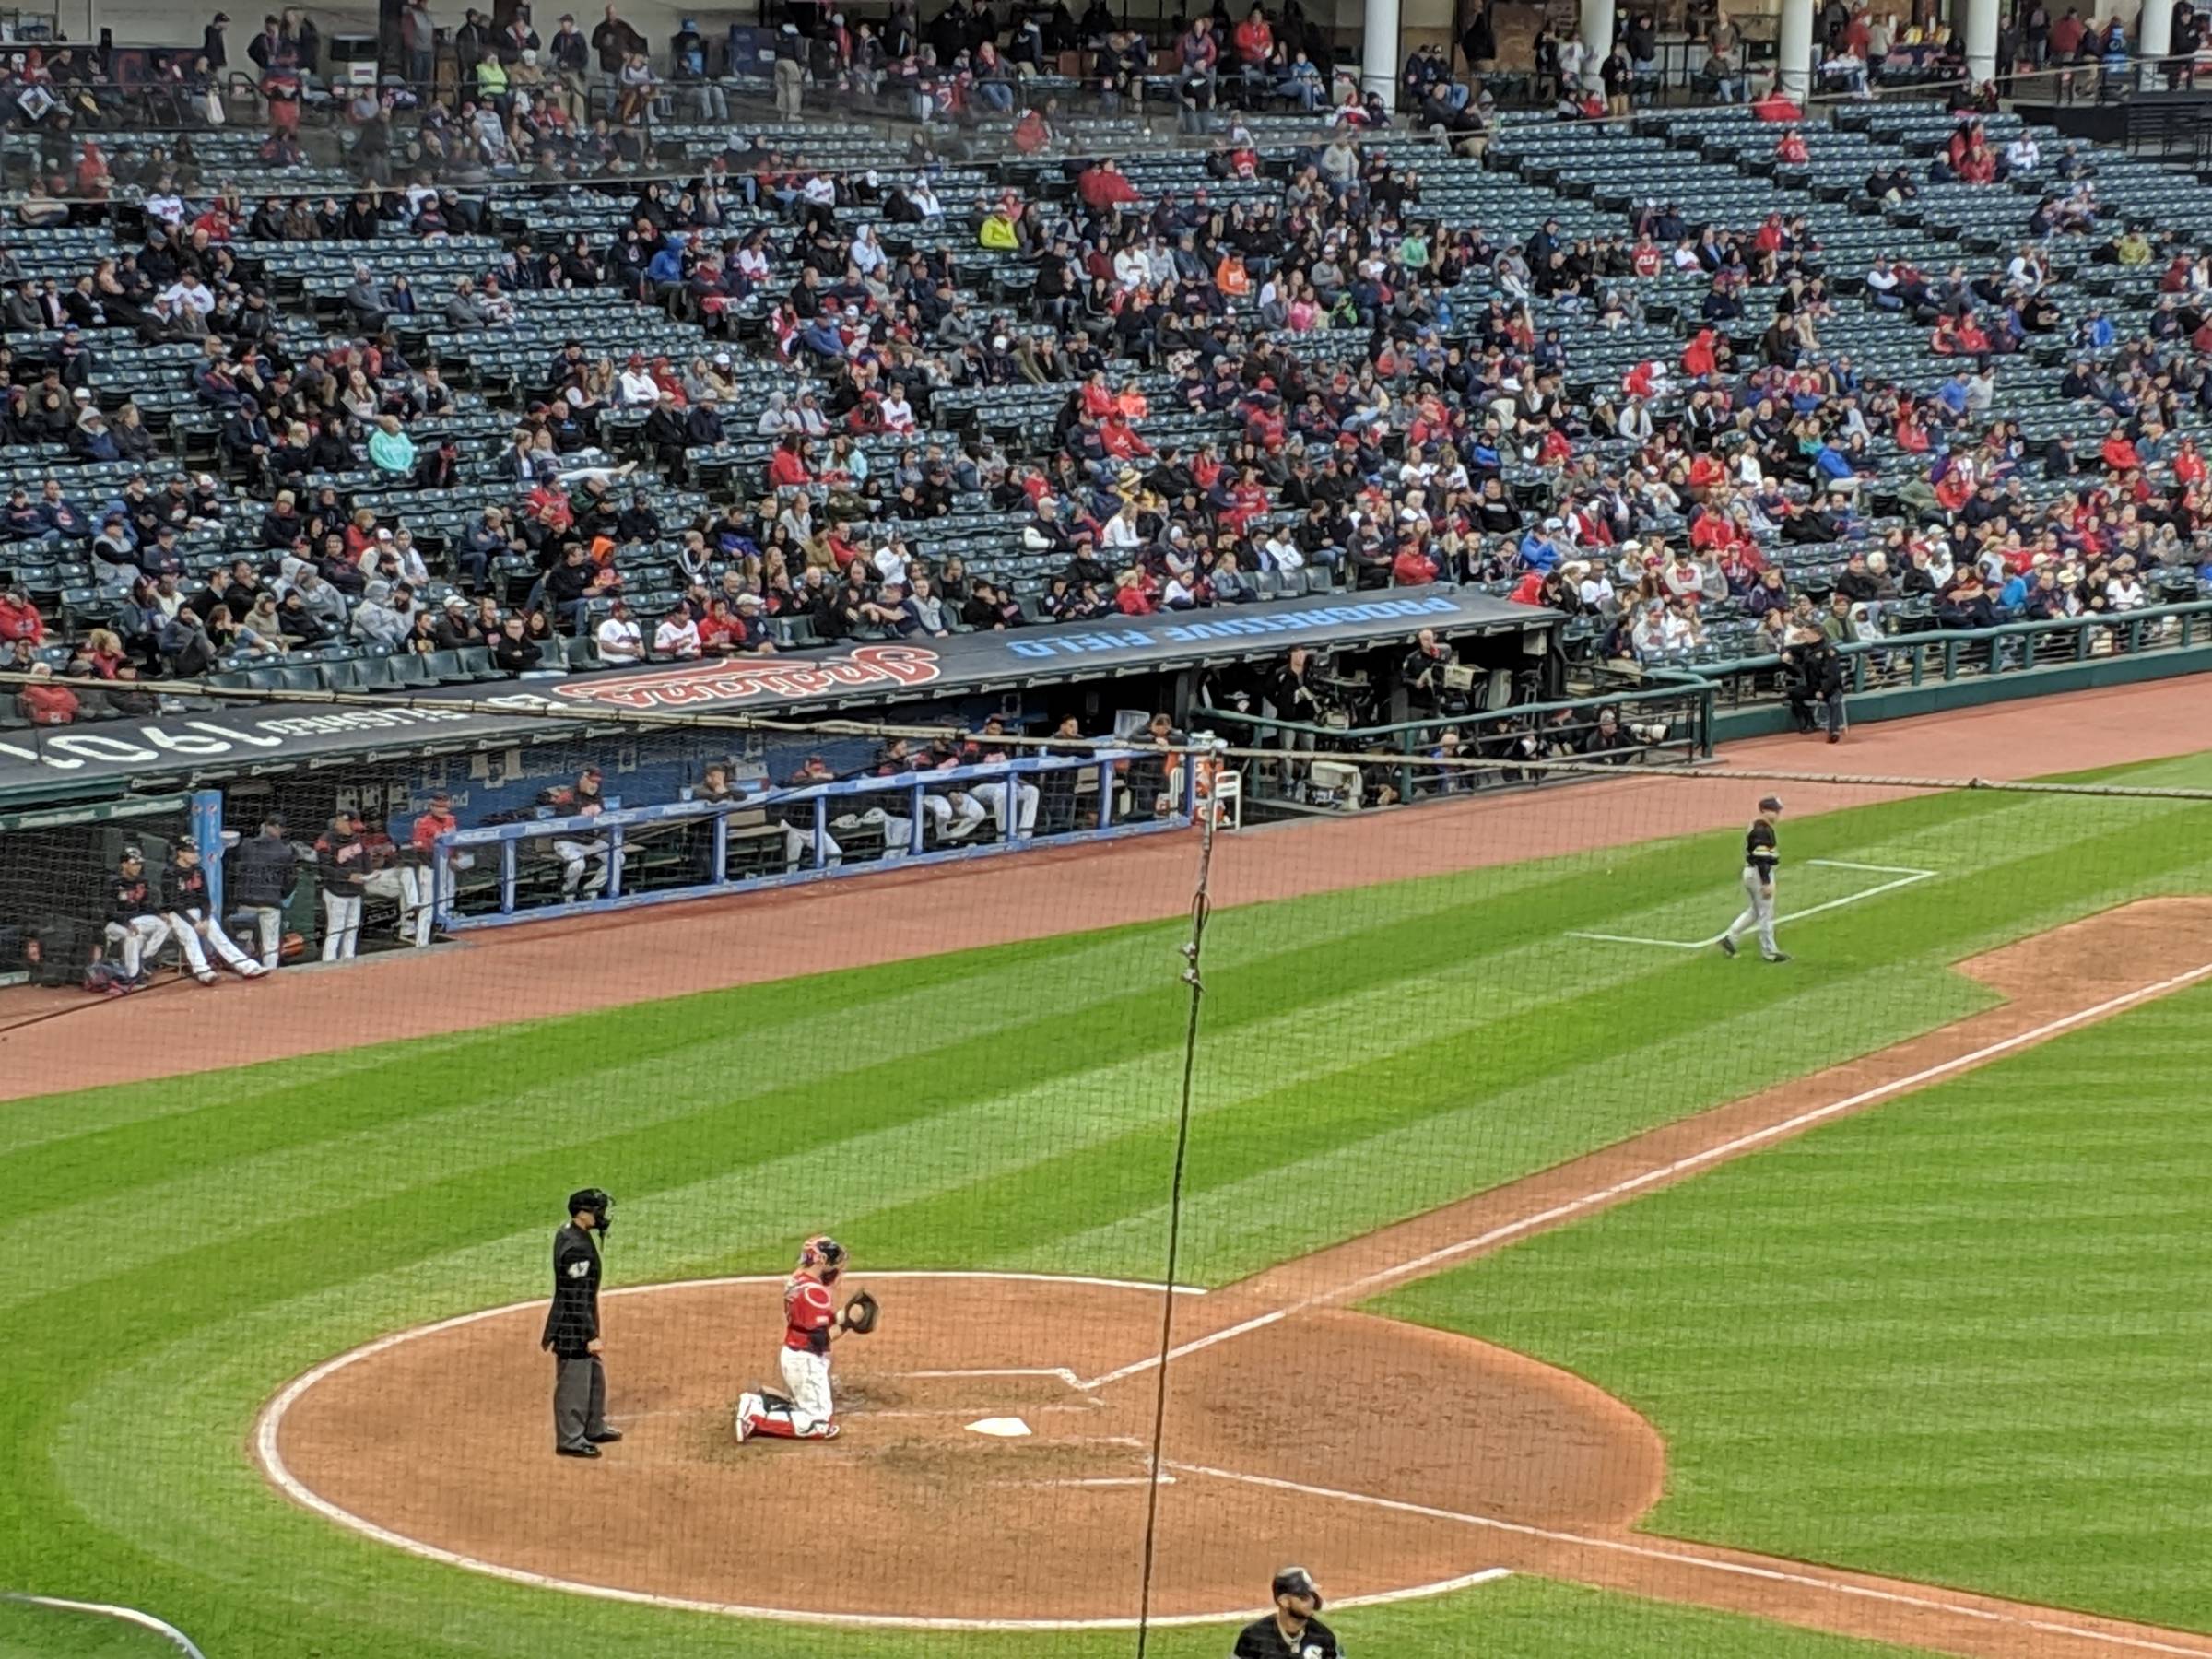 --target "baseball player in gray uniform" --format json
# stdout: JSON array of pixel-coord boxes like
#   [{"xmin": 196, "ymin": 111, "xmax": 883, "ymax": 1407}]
[{"xmin": 1718, "ymin": 795, "xmax": 1790, "ymax": 962}]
